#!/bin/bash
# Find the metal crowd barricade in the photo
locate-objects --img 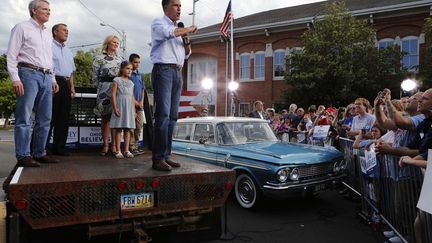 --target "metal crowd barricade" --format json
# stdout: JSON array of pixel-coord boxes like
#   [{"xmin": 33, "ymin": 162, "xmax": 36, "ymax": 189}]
[{"xmin": 338, "ymin": 136, "xmax": 432, "ymax": 243}]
